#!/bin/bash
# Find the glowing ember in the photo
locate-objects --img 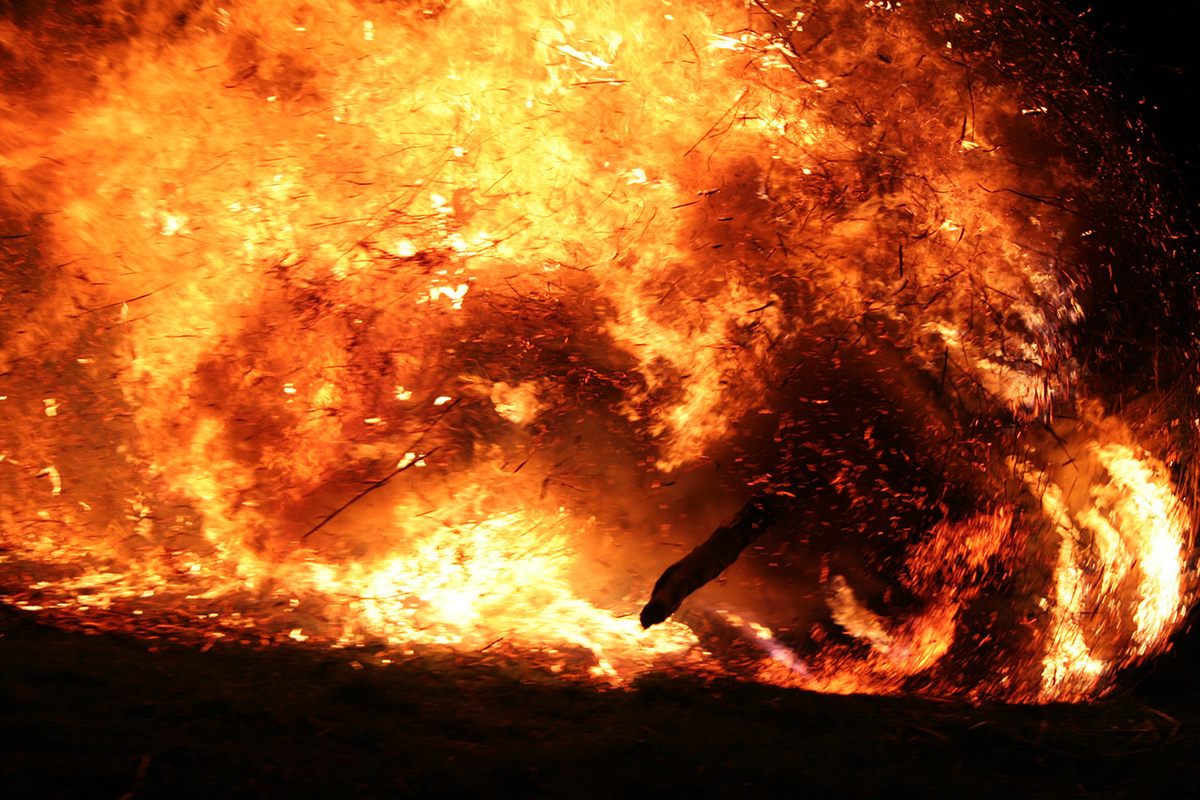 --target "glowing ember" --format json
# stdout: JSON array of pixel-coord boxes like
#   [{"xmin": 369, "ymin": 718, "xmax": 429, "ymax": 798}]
[{"xmin": 0, "ymin": 0, "xmax": 1195, "ymax": 701}]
